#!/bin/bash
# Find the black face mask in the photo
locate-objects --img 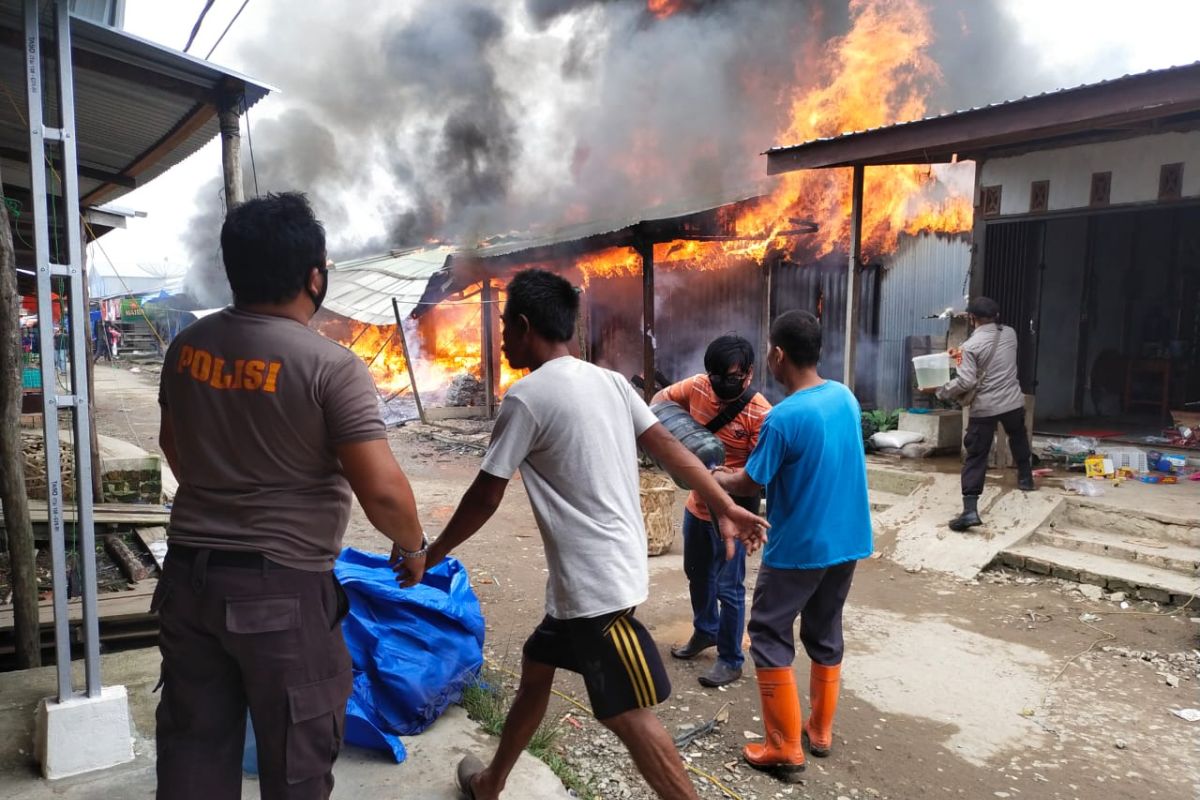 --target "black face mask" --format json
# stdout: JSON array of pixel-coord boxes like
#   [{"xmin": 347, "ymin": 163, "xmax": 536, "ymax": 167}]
[
  {"xmin": 710, "ymin": 373, "xmax": 747, "ymax": 401},
  {"xmin": 308, "ymin": 267, "xmax": 328, "ymax": 312}
]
